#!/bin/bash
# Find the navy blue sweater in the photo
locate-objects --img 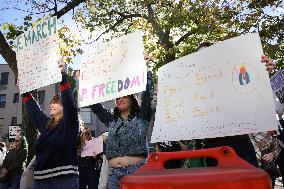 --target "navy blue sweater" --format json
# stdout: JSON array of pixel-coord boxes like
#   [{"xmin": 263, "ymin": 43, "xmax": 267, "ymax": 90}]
[{"xmin": 23, "ymin": 74, "xmax": 79, "ymax": 180}]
